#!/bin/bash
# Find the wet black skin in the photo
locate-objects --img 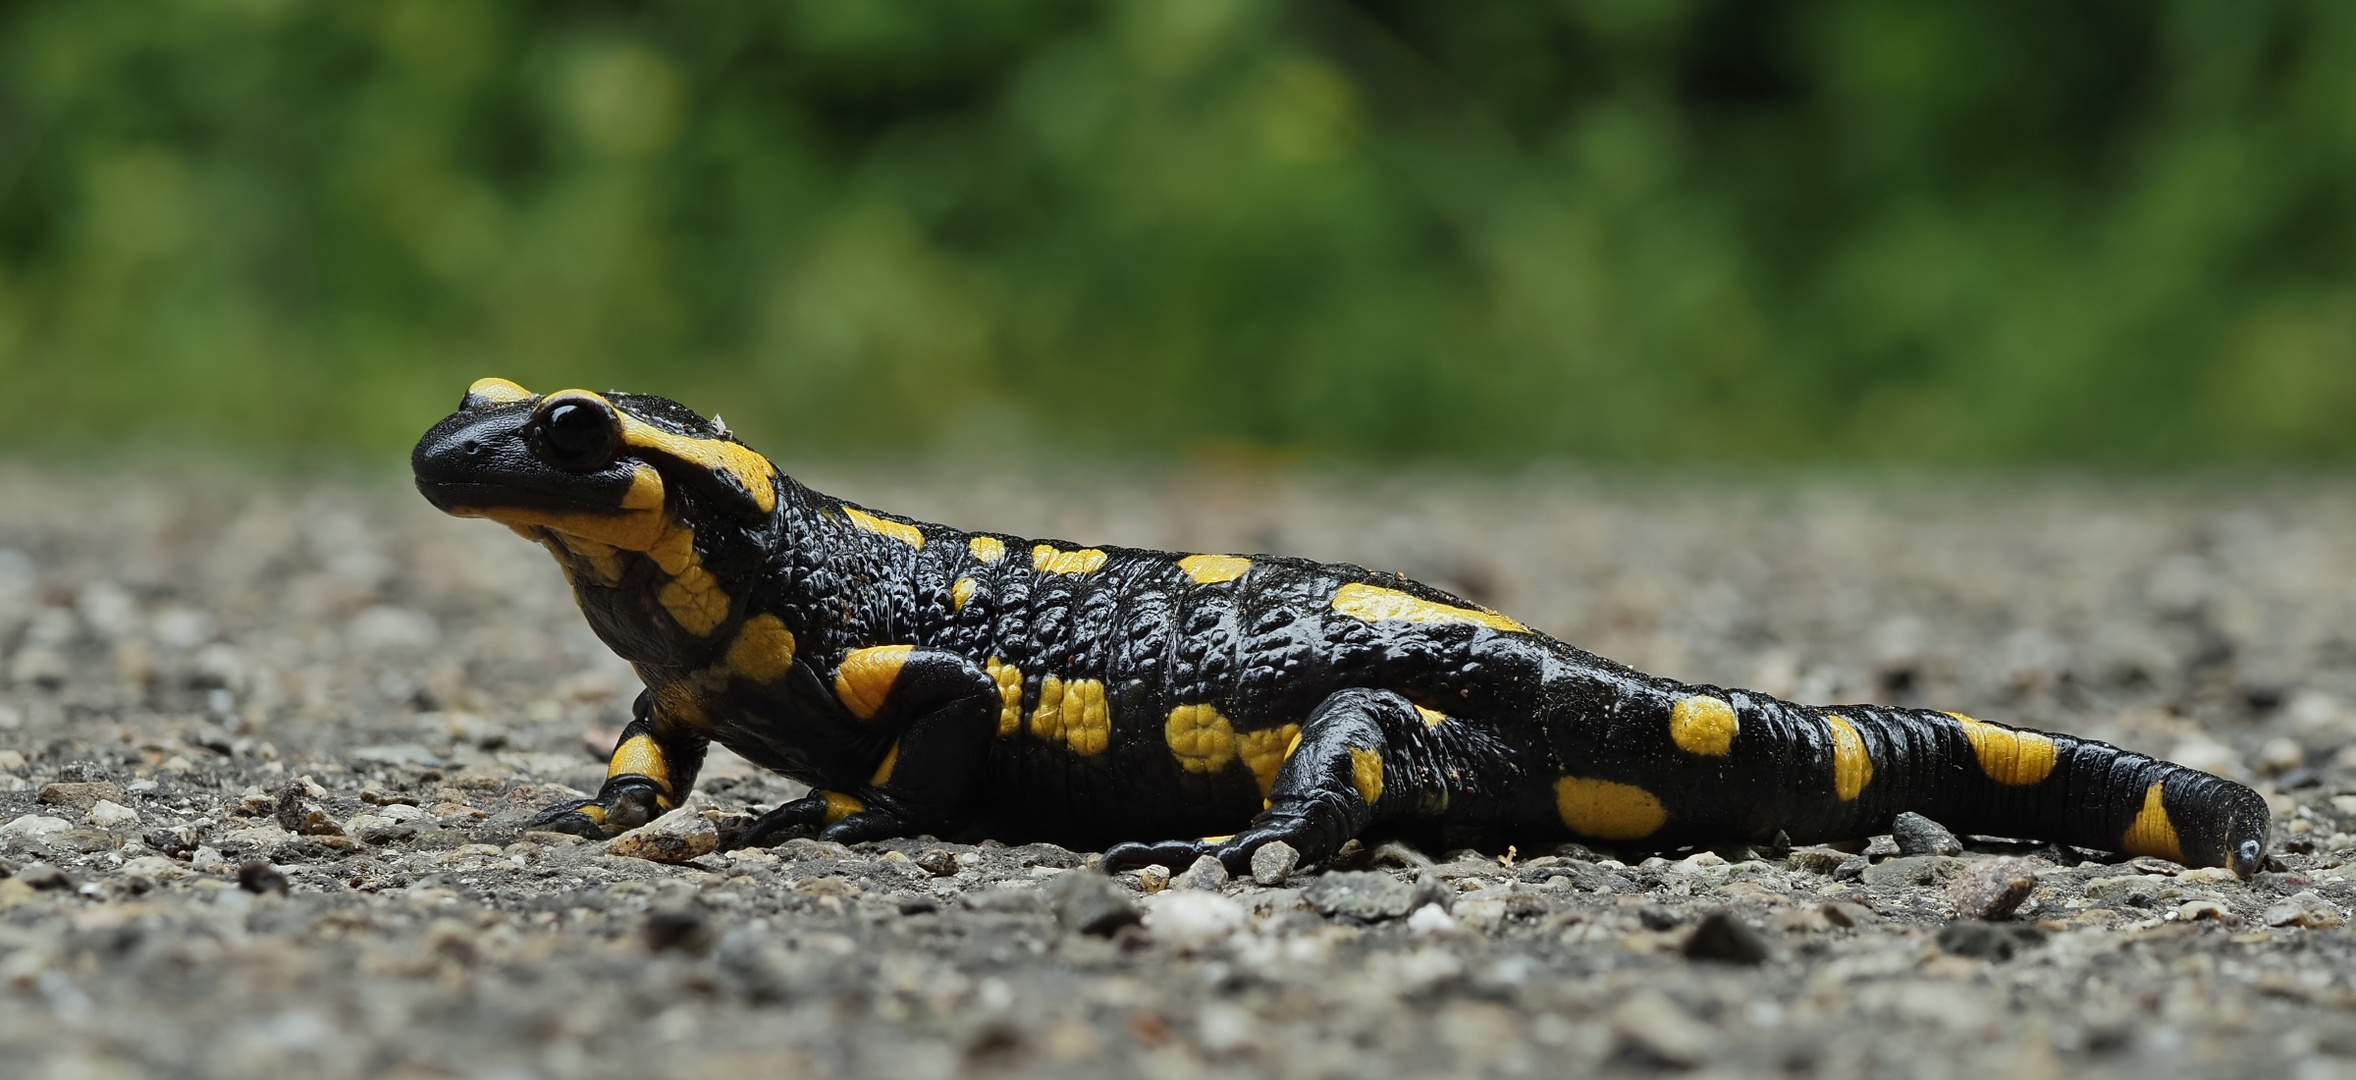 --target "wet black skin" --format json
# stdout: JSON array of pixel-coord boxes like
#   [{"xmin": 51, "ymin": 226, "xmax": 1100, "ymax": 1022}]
[{"xmin": 413, "ymin": 385, "xmax": 2274, "ymax": 878}]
